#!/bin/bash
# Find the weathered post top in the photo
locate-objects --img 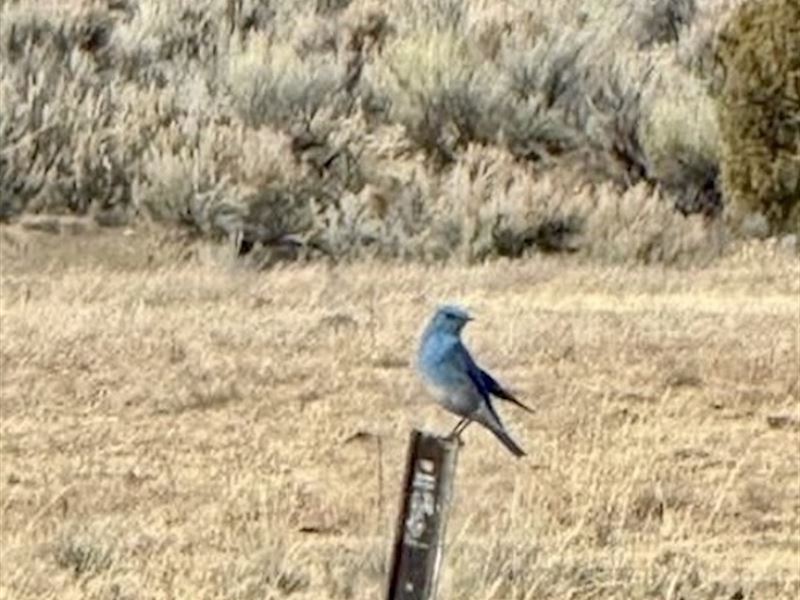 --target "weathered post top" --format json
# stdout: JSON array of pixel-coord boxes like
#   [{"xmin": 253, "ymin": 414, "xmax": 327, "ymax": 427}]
[{"xmin": 387, "ymin": 429, "xmax": 460, "ymax": 600}]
